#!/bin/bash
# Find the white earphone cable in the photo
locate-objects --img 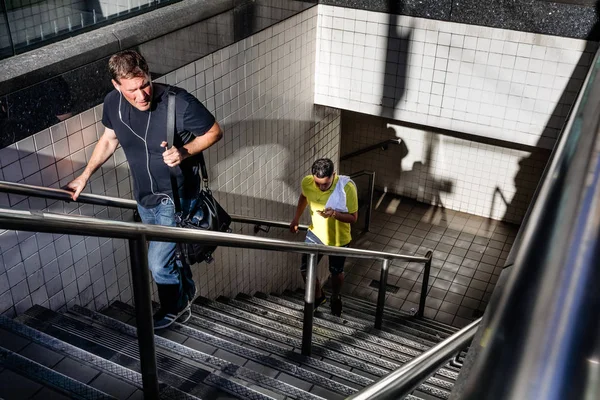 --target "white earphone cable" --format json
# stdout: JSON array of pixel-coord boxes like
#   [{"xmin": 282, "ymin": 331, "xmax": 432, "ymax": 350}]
[{"xmin": 117, "ymin": 91, "xmax": 174, "ymax": 206}]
